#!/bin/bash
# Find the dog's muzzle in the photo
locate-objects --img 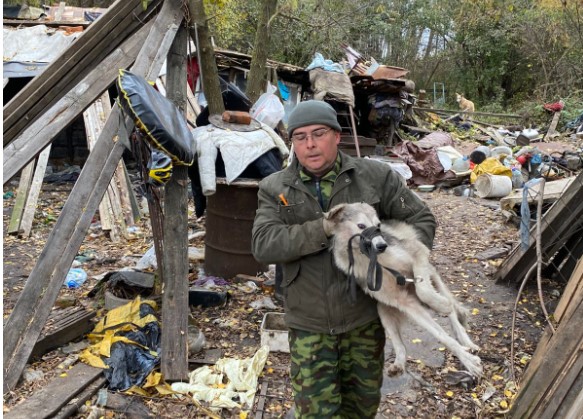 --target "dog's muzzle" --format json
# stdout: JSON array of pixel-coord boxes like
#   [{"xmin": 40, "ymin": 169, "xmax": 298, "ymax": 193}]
[
  {"xmin": 346, "ymin": 226, "xmax": 413, "ymax": 304},
  {"xmin": 346, "ymin": 227, "xmax": 386, "ymax": 302}
]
